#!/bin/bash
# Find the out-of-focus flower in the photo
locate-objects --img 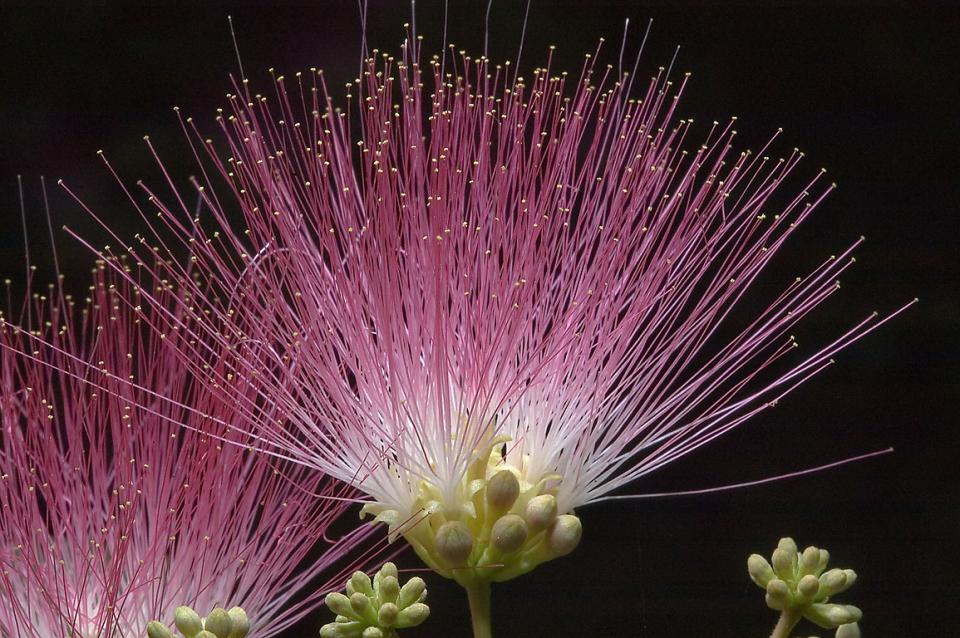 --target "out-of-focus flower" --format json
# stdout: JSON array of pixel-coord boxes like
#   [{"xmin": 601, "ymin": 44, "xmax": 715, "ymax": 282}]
[{"xmin": 0, "ymin": 262, "xmax": 380, "ymax": 637}]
